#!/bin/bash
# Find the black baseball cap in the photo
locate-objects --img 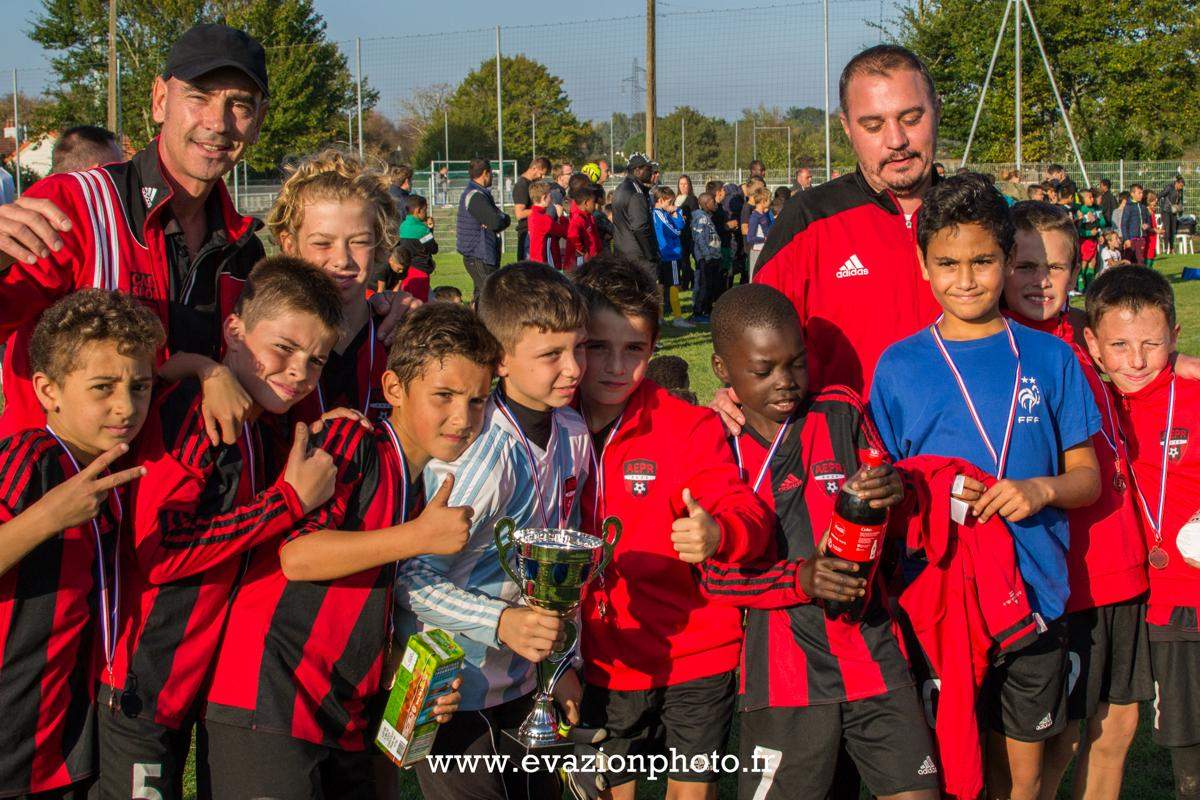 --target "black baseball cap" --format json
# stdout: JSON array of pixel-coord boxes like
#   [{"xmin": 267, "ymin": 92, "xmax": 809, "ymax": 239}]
[
  {"xmin": 163, "ymin": 23, "xmax": 269, "ymax": 98},
  {"xmin": 627, "ymin": 154, "xmax": 650, "ymax": 170}
]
